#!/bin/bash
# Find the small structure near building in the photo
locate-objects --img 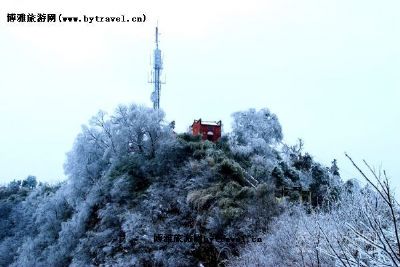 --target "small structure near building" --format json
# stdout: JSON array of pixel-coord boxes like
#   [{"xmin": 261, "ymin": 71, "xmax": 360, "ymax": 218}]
[{"xmin": 191, "ymin": 119, "xmax": 222, "ymax": 142}]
